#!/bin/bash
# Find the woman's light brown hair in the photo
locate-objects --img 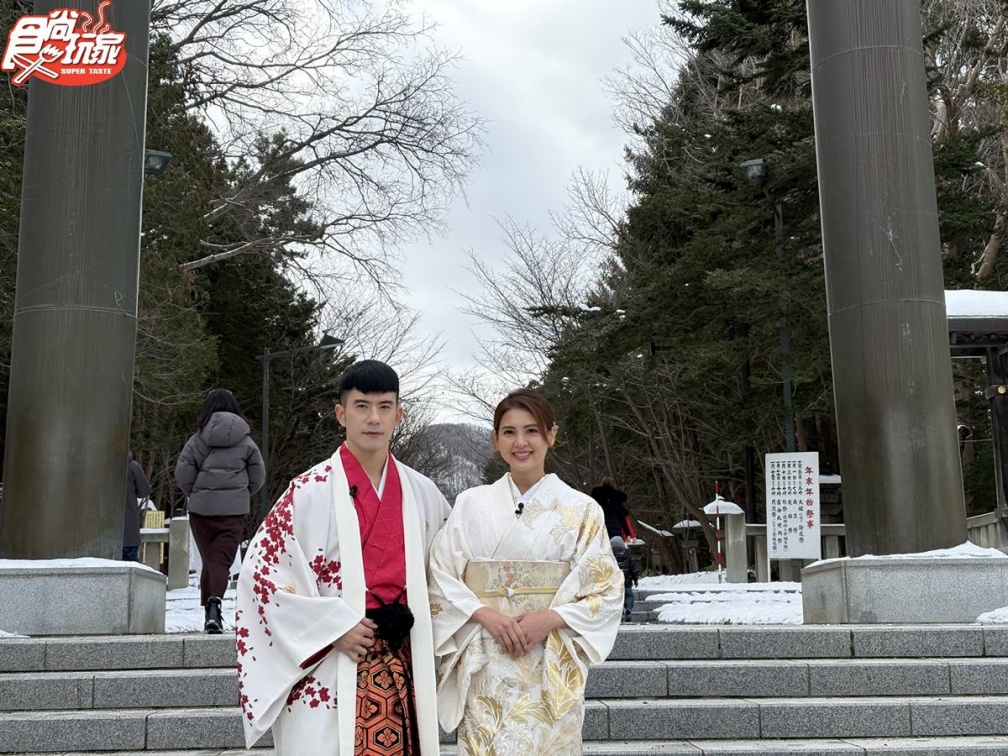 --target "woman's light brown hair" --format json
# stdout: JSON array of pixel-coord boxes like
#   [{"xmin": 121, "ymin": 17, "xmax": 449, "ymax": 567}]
[{"xmin": 493, "ymin": 388, "xmax": 555, "ymax": 436}]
